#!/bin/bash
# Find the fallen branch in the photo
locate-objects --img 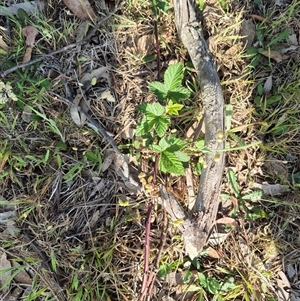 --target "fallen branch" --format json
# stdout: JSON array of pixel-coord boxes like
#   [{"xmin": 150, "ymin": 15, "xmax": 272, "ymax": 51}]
[{"xmin": 160, "ymin": 0, "xmax": 226, "ymax": 259}]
